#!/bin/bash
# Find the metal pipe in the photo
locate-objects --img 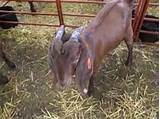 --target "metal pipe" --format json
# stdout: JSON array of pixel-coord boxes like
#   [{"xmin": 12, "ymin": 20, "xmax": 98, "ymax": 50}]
[
  {"xmin": 140, "ymin": 30, "xmax": 159, "ymax": 35},
  {"xmin": 0, "ymin": 20, "xmax": 59, "ymax": 27},
  {"xmin": 0, "ymin": 10, "xmax": 58, "ymax": 16},
  {"xmin": 133, "ymin": 0, "xmax": 148, "ymax": 40},
  {"xmin": 135, "ymin": 0, "xmax": 151, "ymax": 40},
  {"xmin": 0, "ymin": 10, "xmax": 158, "ymax": 23},
  {"xmin": 56, "ymin": 0, "xmax": 64, "ymax": 25},
  {"xmin": 143, "ymin": 17, "xmax": 159, "ymax": 22},
  {"xmin": 133, "ymin": 0, "xmax": 143, "ymax": 38}
]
